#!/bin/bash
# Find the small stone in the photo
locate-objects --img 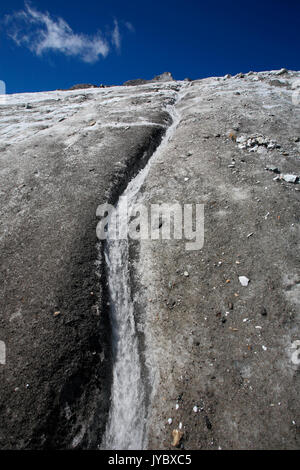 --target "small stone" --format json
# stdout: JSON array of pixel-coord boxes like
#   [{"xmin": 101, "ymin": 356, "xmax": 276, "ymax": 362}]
[
  {"xmin": 239, "ymin": 276, "xmax": 250, "ymax": 287},
  {"xmin": 193, "ymin": 406, "xmax": 198, "ymax": 413},
  {"xmin": 262, "ymin": 345, "xmax": 267, "ymax": 351},
  {"xmin": 265, "ymin": 166, "xmax": 280, "ymax": 174},
  {"xmin": 168, "ymin": 418, "xmax": 173, "ymax": 425},
  {"xmin": 183, "ymin": 271, "xmax": 189, "ymax": 277},
  {"xmin": 236, "ymin": 135, "xmax": 247, "ymax": 144},
  {"xmin": 171, "ymin": 429, "xmax": 183, "ymax": 447},
  {"xmin": 281, "ymin": 174, "xmax": 298, "ymax": 183}
]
